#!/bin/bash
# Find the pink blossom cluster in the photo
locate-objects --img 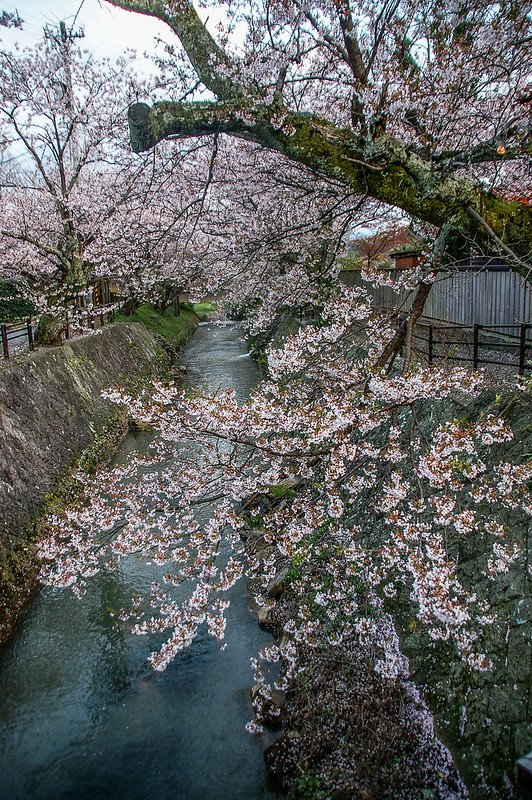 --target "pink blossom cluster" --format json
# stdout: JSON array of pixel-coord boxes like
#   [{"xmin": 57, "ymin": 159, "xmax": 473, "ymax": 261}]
[{"xmin": 38, "ymin": 286, "xmax": 529, "ymax": 698}]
